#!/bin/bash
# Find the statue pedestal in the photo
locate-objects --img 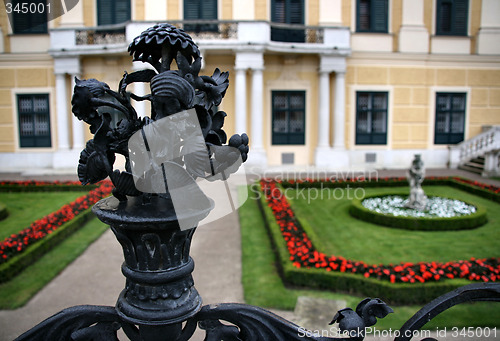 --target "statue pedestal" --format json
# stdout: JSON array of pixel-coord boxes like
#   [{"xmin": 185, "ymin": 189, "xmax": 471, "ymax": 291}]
[{"xmin": 93, "ymin": 195, "xmax": 212, "ymax": 326}]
